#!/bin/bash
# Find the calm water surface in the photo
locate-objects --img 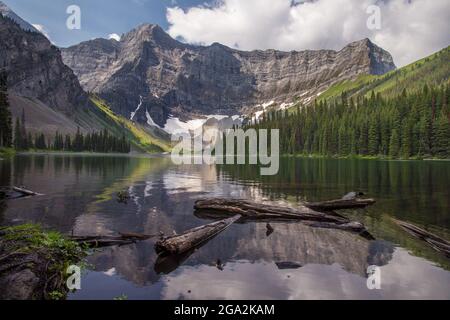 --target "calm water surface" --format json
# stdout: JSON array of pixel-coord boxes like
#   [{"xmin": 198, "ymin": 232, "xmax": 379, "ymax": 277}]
[{"xmin": 0, "ymin": 155, "xmax": 449, "ymax": 299}]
